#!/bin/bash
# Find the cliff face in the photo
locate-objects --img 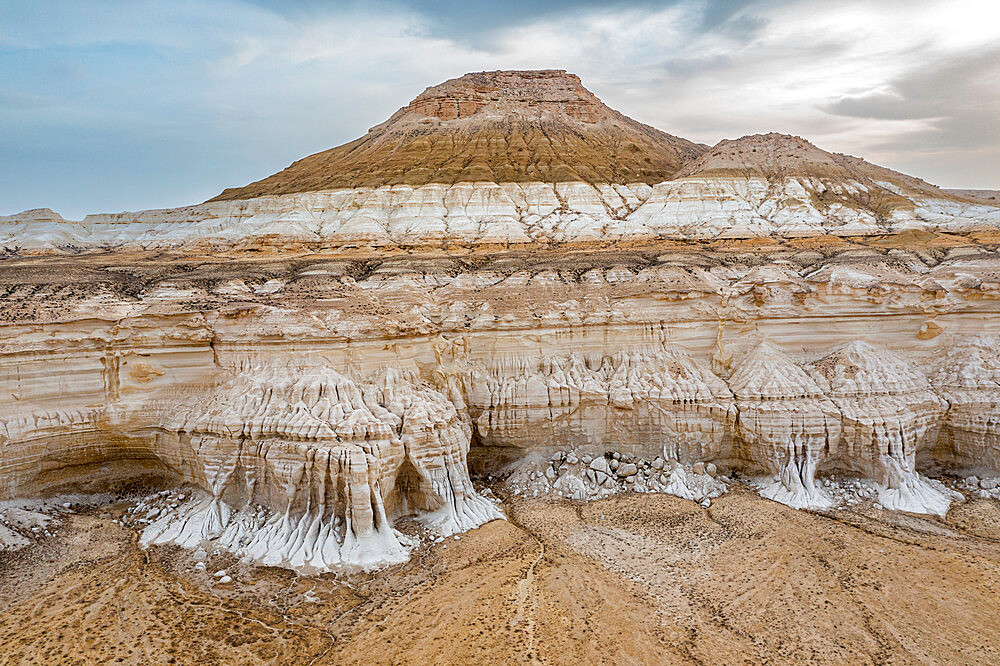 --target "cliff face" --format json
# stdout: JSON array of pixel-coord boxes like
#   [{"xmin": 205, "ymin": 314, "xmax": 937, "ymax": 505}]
[
  {"xmin": 3, "ymin": 70, "xmax": 1000, "ymax": 568},
  {"xmin": 4, "ymin": 234, "xmax": 1000, "ymax": 532}
]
